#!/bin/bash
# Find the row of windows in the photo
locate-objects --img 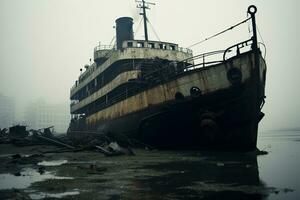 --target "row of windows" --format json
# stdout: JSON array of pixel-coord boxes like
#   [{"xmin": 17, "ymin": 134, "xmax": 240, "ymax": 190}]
[
  {"xmin": 74, "ymin": 82, "xmax": 140, "ymax": 115},
  {"xmin": 126, "ymin": 41, "xmax": 177, "ymax": 51},
  {"xmin": 73, "ymin": 62, "xmax": 188, "ymax": 115},
  {"xmin": 71, "ymin": 60, "xmax": 139, "ymax": 101}
]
